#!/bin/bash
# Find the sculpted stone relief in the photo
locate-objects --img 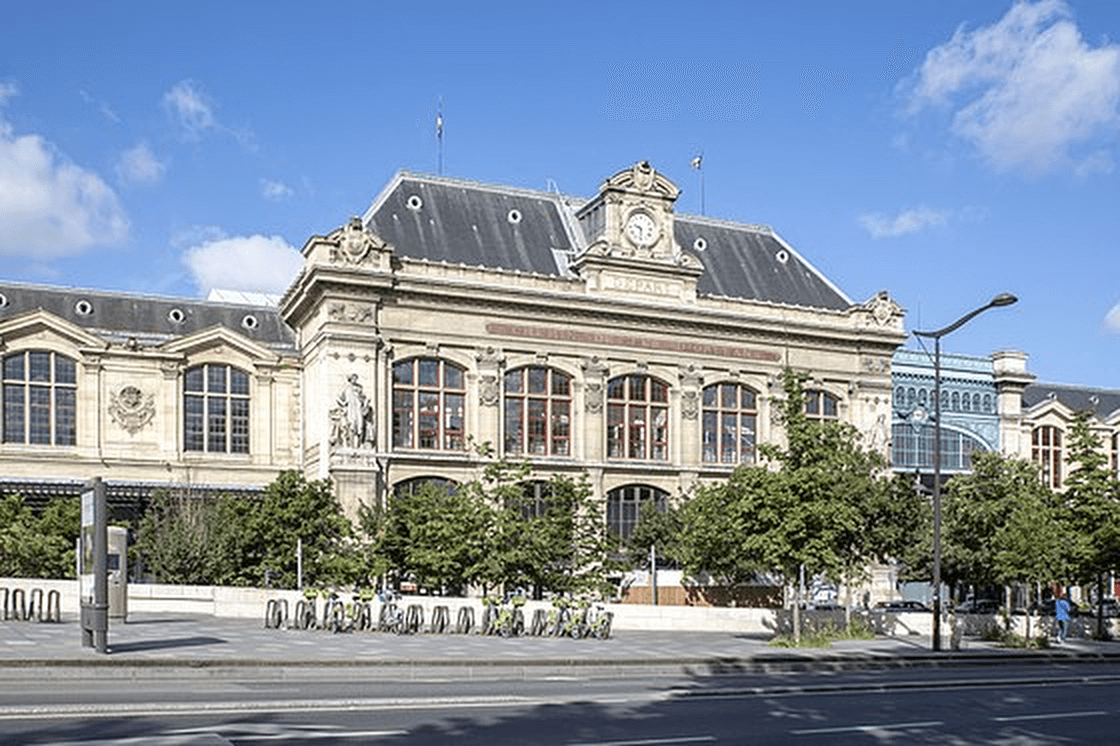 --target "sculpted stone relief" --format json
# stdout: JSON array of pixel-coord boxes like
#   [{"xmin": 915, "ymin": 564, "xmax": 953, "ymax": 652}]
[
  {"xmin": 109, "ymin": 385, "xmax": 155, "ymax": 435},
  {"xmin": 329, "ymin": 373, "xmax": 375, "ymax": 449}
]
